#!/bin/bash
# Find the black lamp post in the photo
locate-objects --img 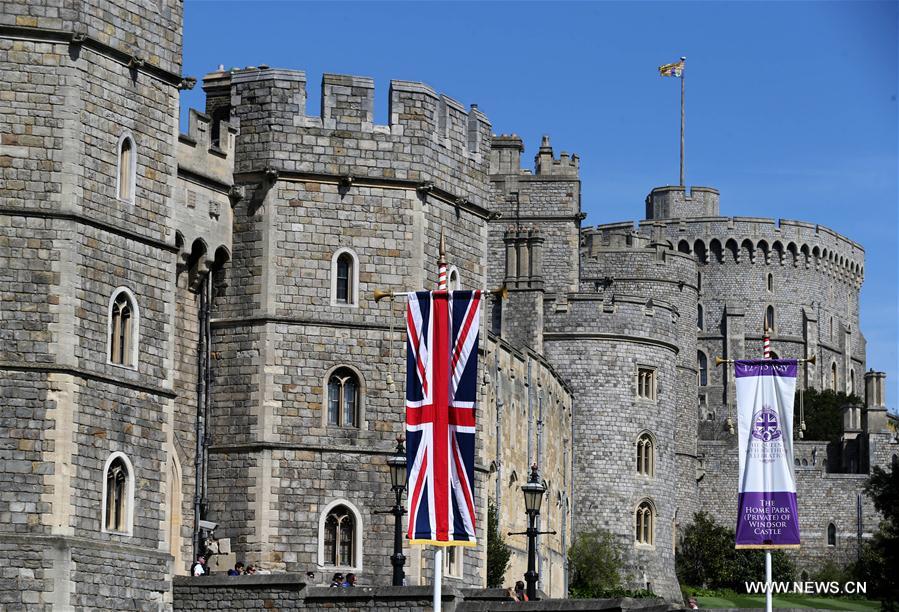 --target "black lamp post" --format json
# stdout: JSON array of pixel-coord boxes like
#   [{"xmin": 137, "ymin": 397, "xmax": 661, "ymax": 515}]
[
  {"xmin": 520, "ymin": 464, "xmax": 546, "ymax": 601},
  {"xmin": 386, "ymin": 437, "xmax": 408, "ymax": 586}
]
